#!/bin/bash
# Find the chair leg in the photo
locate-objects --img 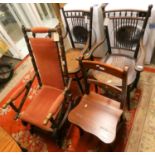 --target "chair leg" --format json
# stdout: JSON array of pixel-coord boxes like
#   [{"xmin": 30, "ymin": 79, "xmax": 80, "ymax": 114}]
[
  {"xmin": 30, "ymin": 125, "xmax": 35, "ymax": 134},
  {"xmin": 127, "ymin": 87, "xmax": 130, "ymax": 110},
  {"xmin": 95, "ymin": 84, "xmax": 98, "ymax": 93},
  {"xmin": 75, "ymin": 74, "xmax": 83, "ymax": 93},
  {"xmin": 21, "ymin": 120, "xmax": 28, "ymax": 126},
  {"xmin": 134, "ymin": 71, "xmax": 140, "ymax": 89}
]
